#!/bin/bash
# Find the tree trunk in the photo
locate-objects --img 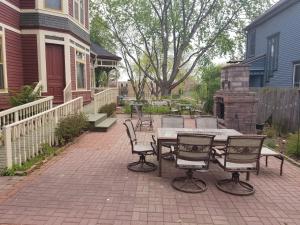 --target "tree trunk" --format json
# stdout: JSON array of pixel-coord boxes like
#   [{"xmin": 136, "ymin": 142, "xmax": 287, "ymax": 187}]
[{"xmin": 160, "ymin": 83, "xmax": 172, "ymax": 96}]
